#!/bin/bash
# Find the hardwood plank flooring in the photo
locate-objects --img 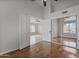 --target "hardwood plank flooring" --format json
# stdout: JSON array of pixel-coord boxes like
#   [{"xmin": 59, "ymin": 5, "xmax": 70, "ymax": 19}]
[
  {"xmin": 53, "ymin": 37, "xmax": 77, "ymax": 48},
  {"xmin": 0, "ymin": 41, "xmax": 79, "ymax": 58}
]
